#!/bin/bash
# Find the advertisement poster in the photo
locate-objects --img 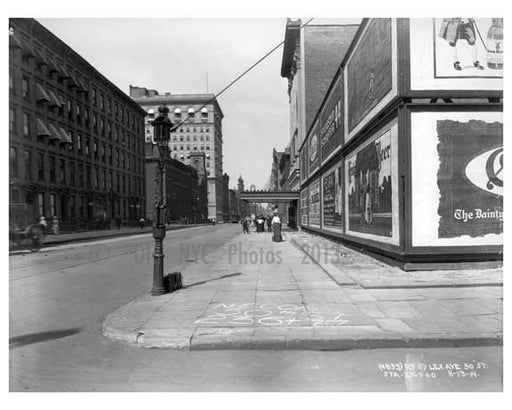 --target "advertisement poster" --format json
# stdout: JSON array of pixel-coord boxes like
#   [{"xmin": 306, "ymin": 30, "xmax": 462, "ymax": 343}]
[
  {"xmin": 411, "ymin": 111, "xmax": 503, "ymax": 247},
  {"xmin": 347, "ymin": 129, "xmax": 393, "ymax": 237},
  {"xmin": 308, "ymin": 120, "xmax": 320, "ymax": 175},
  {"xmin": 300, "ymin": 187, "xmax": 309, "ymax": 226},
  {"xmin": 347, "ymin": 18, "xmax": 393, "ymax": 133},
  {"xmin": 300, "ymin": 143, "xmax": 308, "ymax": 184},
  {"xmin": 309, "ymin": 179, "xmax": 321, "ymax": 227},
  {"xmin": 435, "ymin": 18, "xmax": 503, "ymax": 78},
  {"xmin": 322, "ymin": 166, "xmax": 343, "ymax": 231},
  {"xmin": 320, "ymin": 75, "xmax": 343, "ymax": 164}
]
